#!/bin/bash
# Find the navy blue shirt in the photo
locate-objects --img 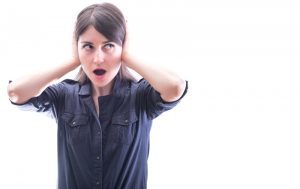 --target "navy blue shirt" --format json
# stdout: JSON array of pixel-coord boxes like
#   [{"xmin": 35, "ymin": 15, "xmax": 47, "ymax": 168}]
[{"xmin": 12, "ymin": 74, "xmax": 187, "ymax": 189}]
